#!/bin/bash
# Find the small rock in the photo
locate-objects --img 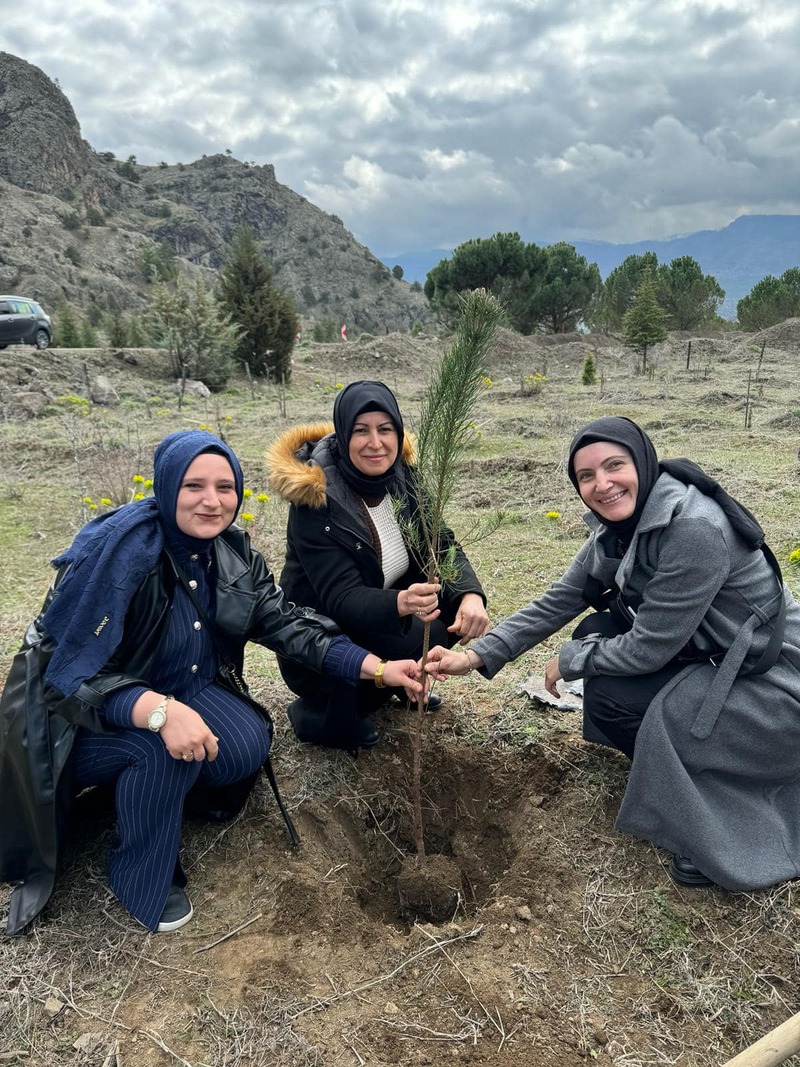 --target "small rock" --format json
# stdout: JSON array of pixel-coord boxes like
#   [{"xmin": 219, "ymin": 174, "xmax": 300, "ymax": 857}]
[
  {"xmin": 384, "ymin": 1001, "xmax": 399, "ymax": 1014},
  {"xmin": 14, "ymin": 390, "xmax": 47, "ymax": 417},
  {"xmin": 91, "ymin": 375, "xmax": 119, "ymax": 405},
  {"xmin": 44, "ymin": 997, "xmax": 65, "ymax": 1018},
  {"xmin": 515, "ymin": 905, "xmax": 533, "ymax": 922},
  {"xmin": 175, "ymin": 378, "xmax": 212, "ymax": 398},
  {"xmin": 73, "ymin": 1032, "xmax": 105, "ymax": 1053}
]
